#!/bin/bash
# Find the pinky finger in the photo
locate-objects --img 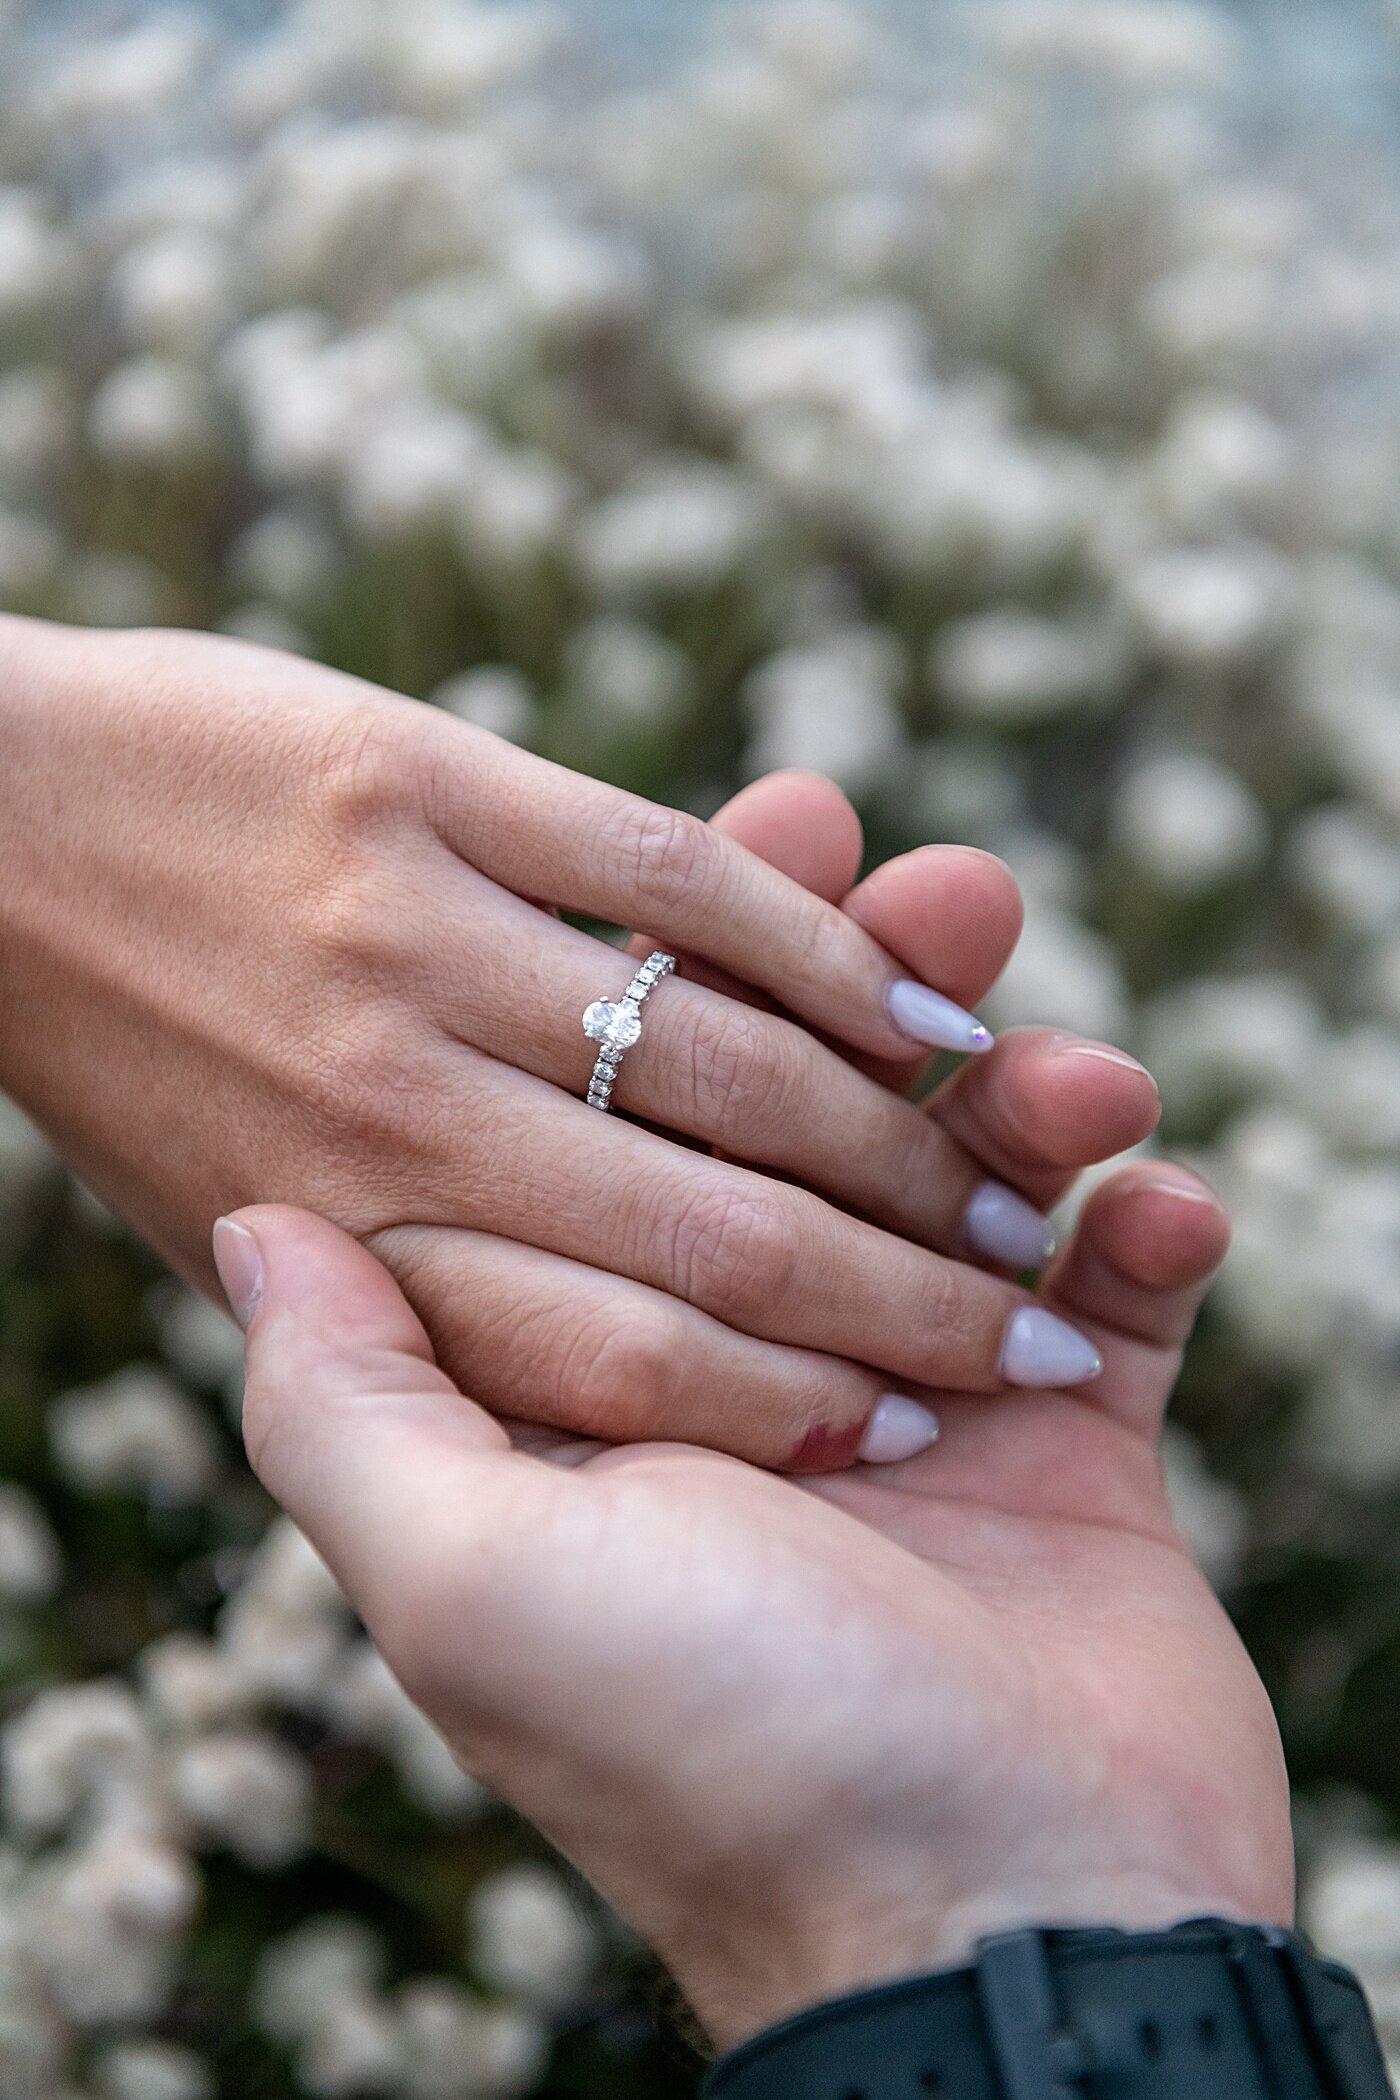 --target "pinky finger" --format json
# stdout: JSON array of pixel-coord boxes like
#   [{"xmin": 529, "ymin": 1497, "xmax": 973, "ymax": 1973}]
[{"xmin": 365, "ymin": 1225, "xmax": 942, "ymax": 1475}]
